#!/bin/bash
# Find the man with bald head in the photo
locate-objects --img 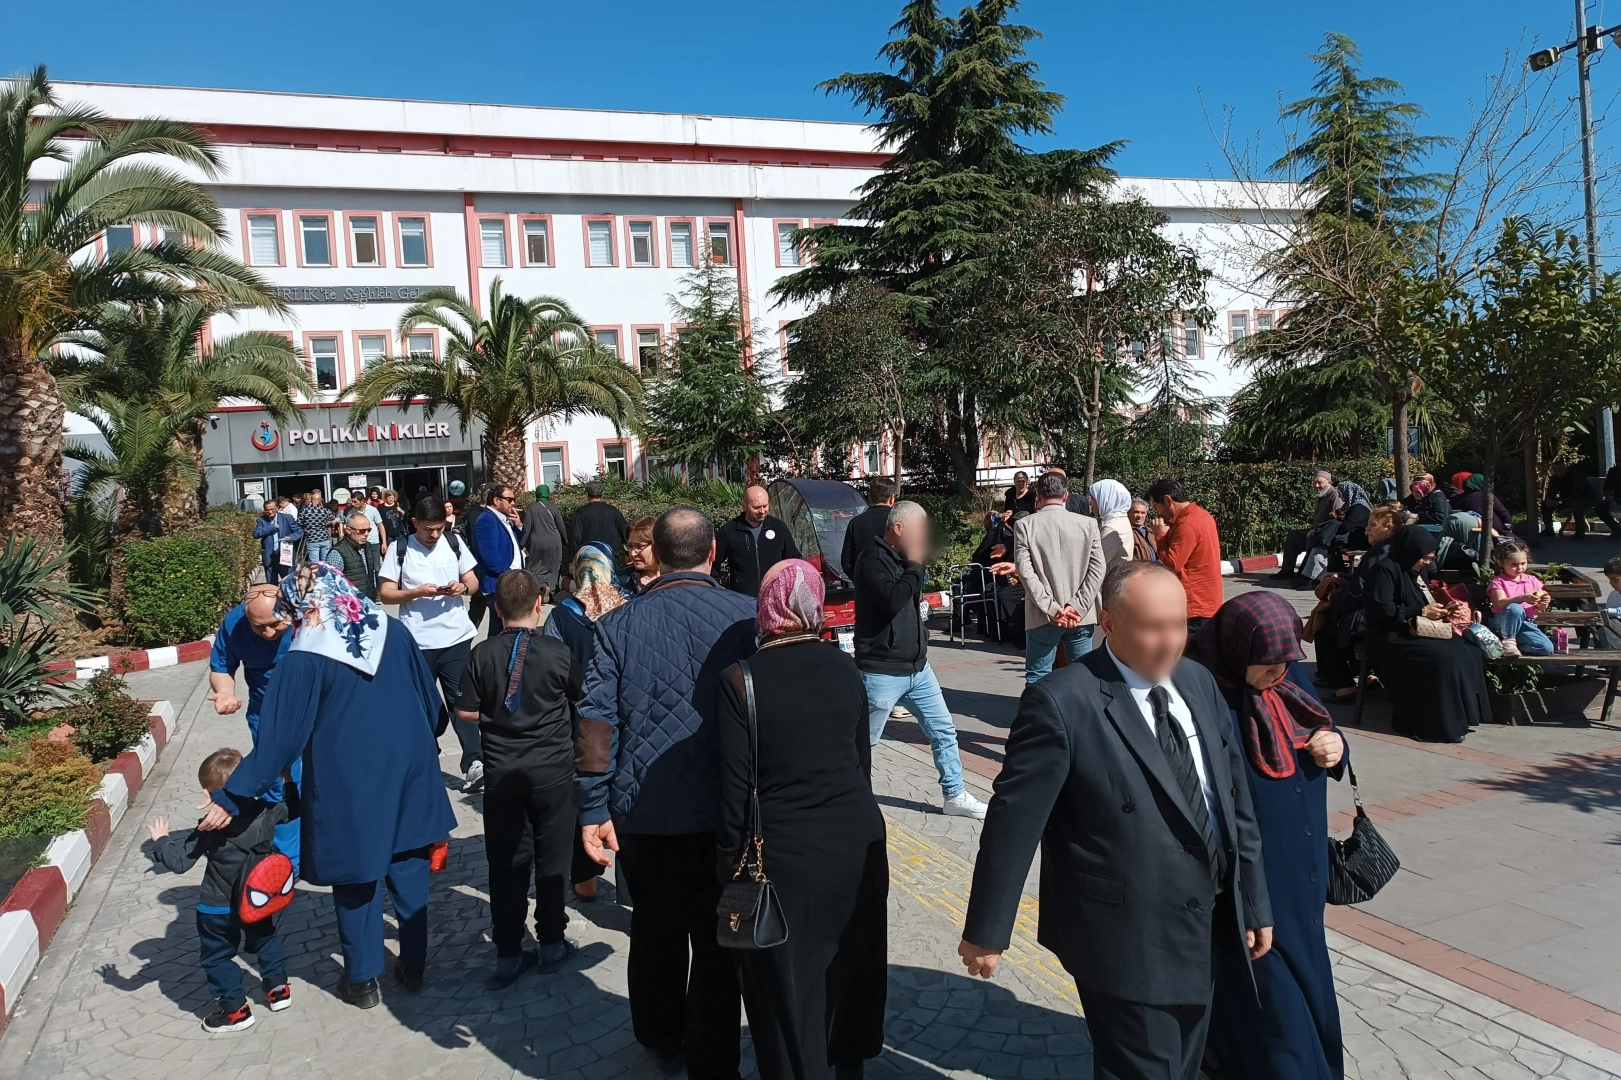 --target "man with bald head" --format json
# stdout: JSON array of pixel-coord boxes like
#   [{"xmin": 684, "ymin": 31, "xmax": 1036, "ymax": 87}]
[
  {"xmin": 208, "ymin": 583, "xmax": 302, "ymax": 871},
  {"xmin": 713, "ymin": 483, "xmax": 799, "ymax": 596},
  {"xmin": 959, "ymin": 562, "xmax": 1273, "ymax": 1080}
]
